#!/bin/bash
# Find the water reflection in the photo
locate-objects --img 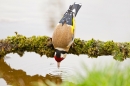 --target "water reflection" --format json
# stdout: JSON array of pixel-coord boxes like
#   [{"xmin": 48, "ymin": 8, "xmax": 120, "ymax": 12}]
[{"xmin": 0, "ymin": 59, "xmax": 62, "ymax": 86}]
